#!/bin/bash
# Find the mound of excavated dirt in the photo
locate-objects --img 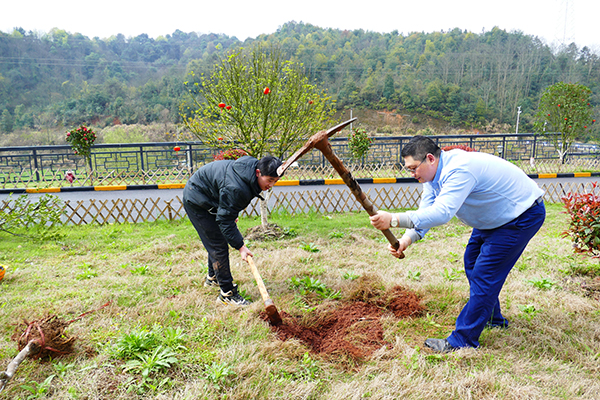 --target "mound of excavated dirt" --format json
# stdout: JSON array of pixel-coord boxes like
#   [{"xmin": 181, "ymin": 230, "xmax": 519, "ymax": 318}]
[
  {"xmin": 245, "ymin": 223, "xmax": 286, "ymax": 241},
  {"xmin": 263, "ymin": 282, "xmax": 424, "ymax": 362}
]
